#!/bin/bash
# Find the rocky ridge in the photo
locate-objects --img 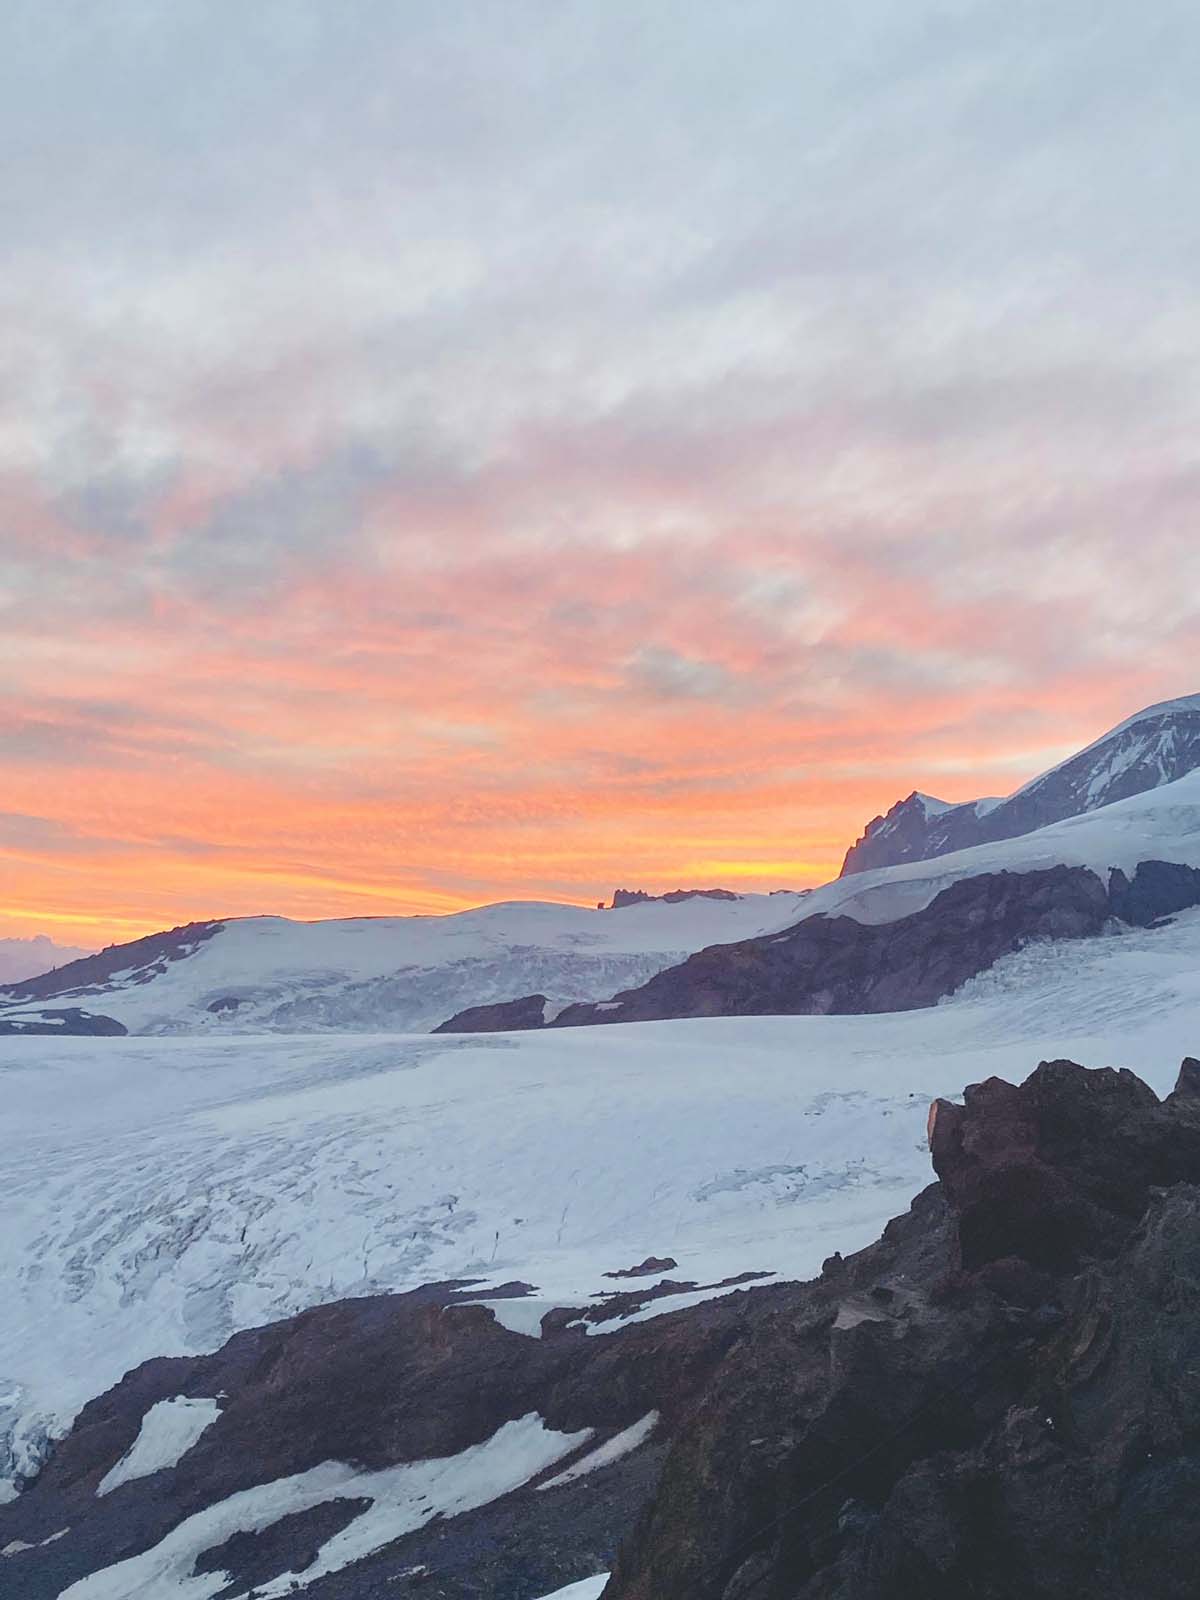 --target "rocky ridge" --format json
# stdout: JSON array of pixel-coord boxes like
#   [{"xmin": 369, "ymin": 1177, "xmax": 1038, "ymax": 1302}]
[
  {"xmin": 609, "ymin": 890, "xmax": 742, "ymax": 909},
  {"xmin": 840, "ymin": 694, "xmax": 1200, "ymax": 877},
  {"xmin": 438, "ymin": 860, "xmax": 1200, "ymax": 1031},
  {"xmin": 6, "ymin": 1056, "xmax": 1200, "ymax": 1598}
]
